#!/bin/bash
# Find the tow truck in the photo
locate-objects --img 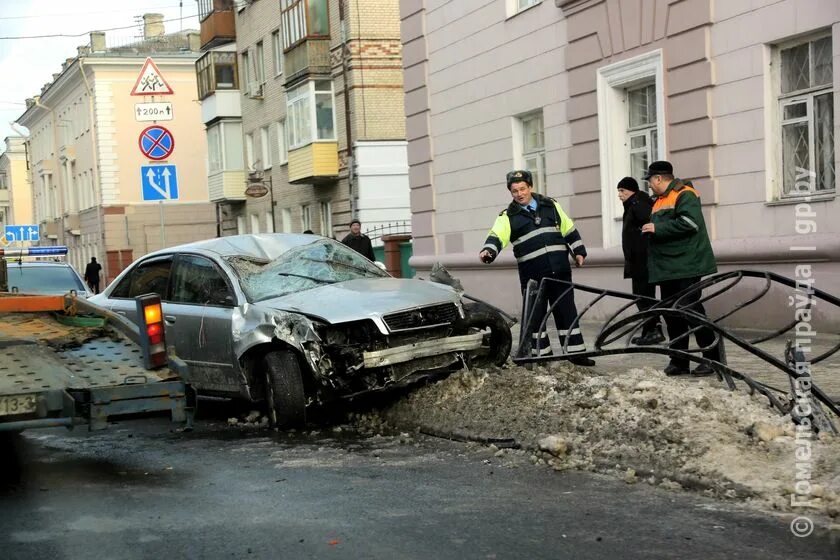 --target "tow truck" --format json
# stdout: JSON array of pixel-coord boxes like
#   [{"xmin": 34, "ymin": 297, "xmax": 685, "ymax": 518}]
[{"xmin": 0, "ymin": 246, "xmax": 193, "ymax": 432}]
